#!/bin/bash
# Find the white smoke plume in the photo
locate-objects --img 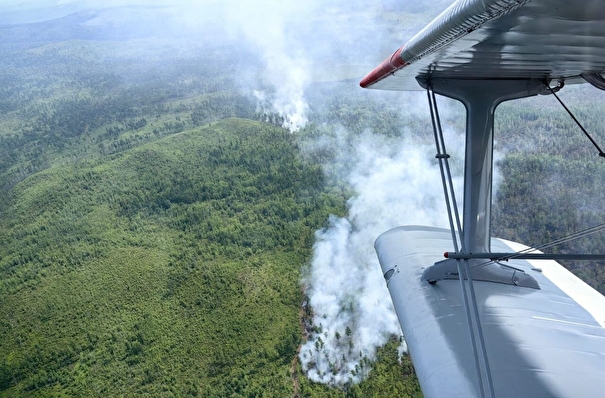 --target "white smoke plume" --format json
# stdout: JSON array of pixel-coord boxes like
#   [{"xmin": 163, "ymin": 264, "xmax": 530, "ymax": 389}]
[
  {"xmin": 2, "ymin": 0, "xmax": 466, "ymax": 387},
  {"xmin": 2, "ymin": 0, "xmax": 449, "ymax": 131},
  {"xmin": 206, "ymin": 0, "xmax": 408, "ymax": 132},
  {"xmin": 225, "ymin": 0, "xmax": 316, "ymax": 131},
  {"xmin": 300, "ymin": 127, "xmax": 464, "ymax": 385}
]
